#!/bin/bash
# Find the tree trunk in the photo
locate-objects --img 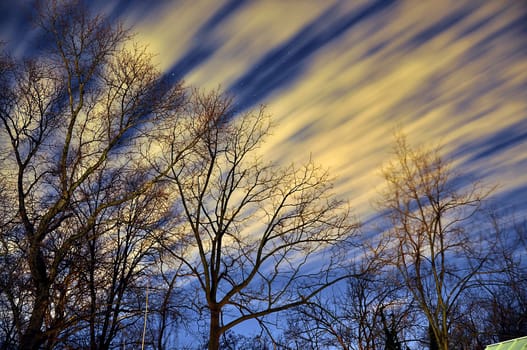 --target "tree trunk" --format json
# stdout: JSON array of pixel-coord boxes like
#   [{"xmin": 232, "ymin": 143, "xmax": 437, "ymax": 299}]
[
  {"xmin": 208, "ymin": 305, "xmax": 221, "ymax": 350},
  {"xmin": 20, "ymin": 246, "xmax": 50, "ymax": 349},
  {"xmin": 20, "ymin": 298, "xmax": 47, "ymax": 349},
  {"xmin": 429, "ymin": 323, "xmax": 440, "ymax": 350}
]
